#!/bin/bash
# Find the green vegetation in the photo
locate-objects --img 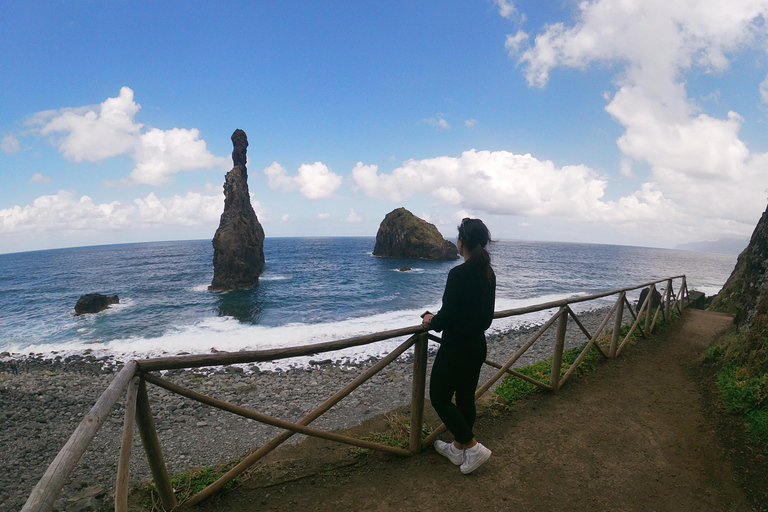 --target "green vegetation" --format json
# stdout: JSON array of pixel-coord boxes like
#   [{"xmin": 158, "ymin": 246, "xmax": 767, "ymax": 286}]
[
  {"xmin": 141, "ymin": 461, "xmax": 242, "ymax": 510},
  {"xmin": 705, "ymin": 223, "xmax": 767, "ymax": 447},
  {"xmin": 705, "ymin": 328, "xmax": 768, "ymax": 446},
  {"xmin": 492, "ymin": 306, "xmax": 682, "ymax": 405},
  {"xmin": 494, "ymin": 340, "xmax": 604, "ymax": 404}
]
